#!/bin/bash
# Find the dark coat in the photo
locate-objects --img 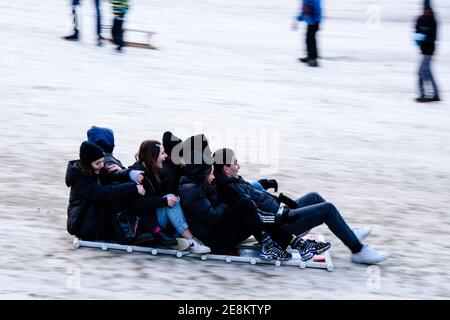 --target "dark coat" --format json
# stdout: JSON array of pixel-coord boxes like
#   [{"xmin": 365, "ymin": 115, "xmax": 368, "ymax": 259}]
[
  {"xmin": 214, "ymin": 173, "xmax": 280, "ymax": 214},
  {"xmin": 160, "ymin": 159, "xmax": 183, "ymax": 195},
  {"xmin": 178, "ymin": 176, "xmax": 228, "ymax": 240},
  {"xmin": 416, "ymin": 14, "xmax": 437, "ymax": 55},
  {"xmin": 65, "ymin": 160, "xmax": 138, "ymax": 240},
  {"xmin": 128, "ymin": 162, "xmax": 168, "ymax": 214}
]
